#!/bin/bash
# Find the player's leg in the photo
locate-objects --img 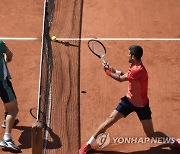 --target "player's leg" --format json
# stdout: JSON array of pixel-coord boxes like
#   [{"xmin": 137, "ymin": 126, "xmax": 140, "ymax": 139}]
[
  {"xmin": 79, "ymin": 110, "xmax": 124, "ymax": 154},
  {"xmin": 138, "ymin": 104, "xmax": 180, "ymax": 150},
  {"xmin": 2, "ymin": 106, "xmax": 8, "ymax": 128},
  {"xmin": 2, "ymin": 105, "xmax": 19, "ymax": 128},
  {"xmin": 140, "ymin": 118, "xmax": 180, "ymax": 150},
  {"xmin": 93, "ymin": 110, "xmax": 124, "ymax": 139},
  {"xmin": 79, "ymin": 96, "xmax": 134, "ymax": 154},
  {"xmin": 92, "ymin": 96, "xmax": 134, "ymax": 138},
  {"xmin": 2, "ymin": 79, "xmax": 18, "ymax": 131},
  {"xmin": 0, "ymin": 79, "xmax": 20, "ymax": 151},
  {"xmin": 135, "ymin": 102, "xmax": 154, "ymax": 137},
  {"xmin": 3, "ymin": 100, "xmax": 19, "ymax": 134},
  {"xmin": 0, "ymin": 100, "xmax": 20, "ymax": 151},
  {"xmin": 140, "ymin": 119, "xmax": 154, "ymax": 138}
]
